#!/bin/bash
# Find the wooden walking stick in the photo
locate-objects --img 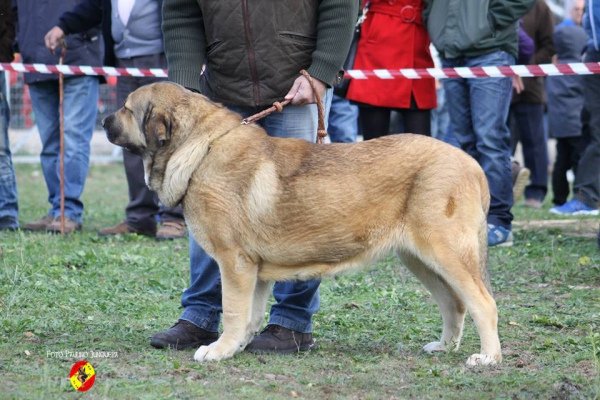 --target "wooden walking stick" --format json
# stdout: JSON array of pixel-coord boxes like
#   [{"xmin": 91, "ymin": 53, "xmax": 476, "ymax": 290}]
[{"xmin": 58, "ymin": 43, "xmax": 67, "ymax": 235}]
